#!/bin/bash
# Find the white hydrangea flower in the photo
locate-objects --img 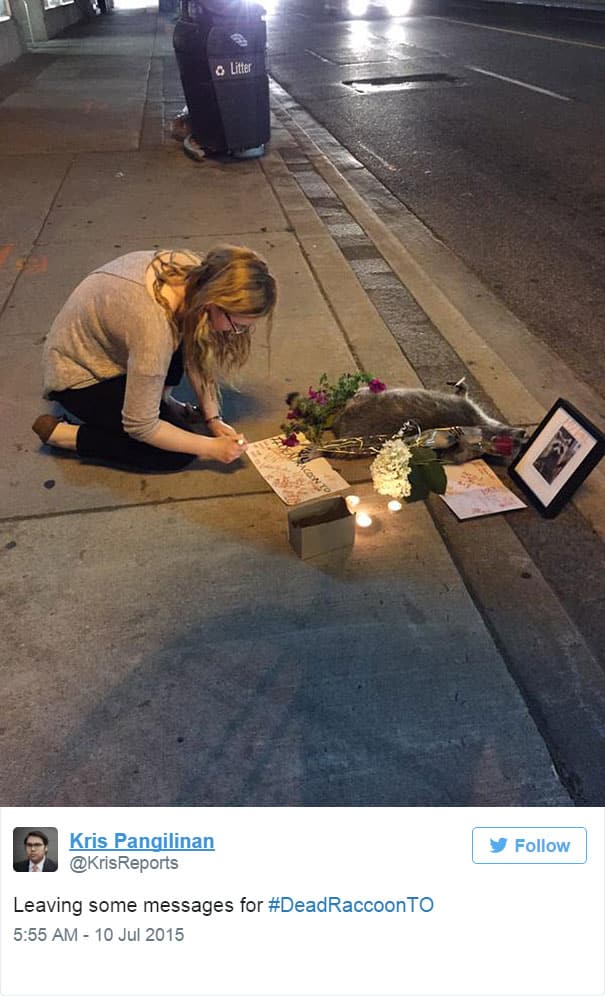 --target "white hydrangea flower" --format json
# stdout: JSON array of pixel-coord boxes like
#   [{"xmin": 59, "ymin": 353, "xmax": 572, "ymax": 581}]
[{"xmin": 370, "ymin": 437, "xmax": 413, "ymax": 499}]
